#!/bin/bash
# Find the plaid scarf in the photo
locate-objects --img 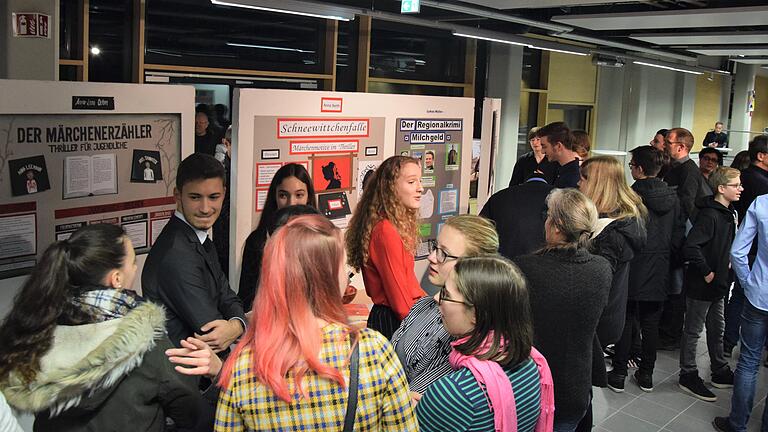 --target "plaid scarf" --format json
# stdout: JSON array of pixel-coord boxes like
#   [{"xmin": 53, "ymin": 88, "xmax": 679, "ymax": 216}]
[{"xmin": 60, "ymin": 287, "xmax": 141, "ymax": 325}]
